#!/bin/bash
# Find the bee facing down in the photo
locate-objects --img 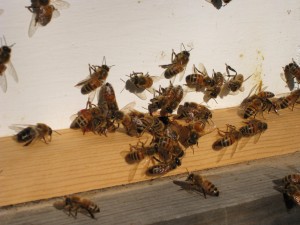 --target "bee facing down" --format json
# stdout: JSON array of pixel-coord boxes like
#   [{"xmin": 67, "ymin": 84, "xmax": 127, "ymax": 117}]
[
  {"xmin": 26, "ymin": 0, "xmax": 70, "ymax": 37},
  {"xmin": 0, "ymin": 36, "xmax": 18, "ymax": 93}
]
